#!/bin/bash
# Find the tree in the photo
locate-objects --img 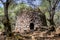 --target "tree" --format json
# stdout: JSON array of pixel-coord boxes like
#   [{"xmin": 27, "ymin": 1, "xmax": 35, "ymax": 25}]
[
  {"xmin": 47, "ymin": 0, "xmax": 60, "ymax": 26},
  {"xmin": 41, "ymin": 0, "xmax": 60, "ymax": 26},
  {"xmin": 0, "ymin": 0, "xmax": 13, "ymax": 36}
]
